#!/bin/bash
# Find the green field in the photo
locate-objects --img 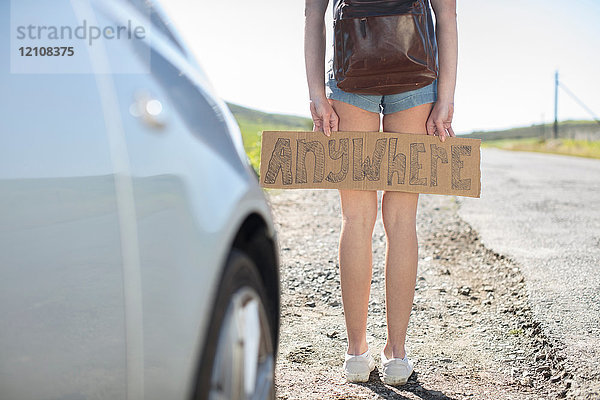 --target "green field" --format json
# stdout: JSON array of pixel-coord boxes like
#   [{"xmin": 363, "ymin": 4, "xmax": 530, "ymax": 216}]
[
  {"xmin": 454, "ymin": 119, "xmax": 600, "ymax": 159},
  {"xmin": 226, "ymin": 102, "xmax": 600, "ymax": 165},
  {"xmin": 227, "ymin": 103, "xmax": 312, "ymax": 172},
  {"xmin": 482, "ymin": 137, "xmax": 600, "ymax": 159},
  {"xmin": 461, "ymin": 120, "xmax": 600, "ymax": 142}
]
